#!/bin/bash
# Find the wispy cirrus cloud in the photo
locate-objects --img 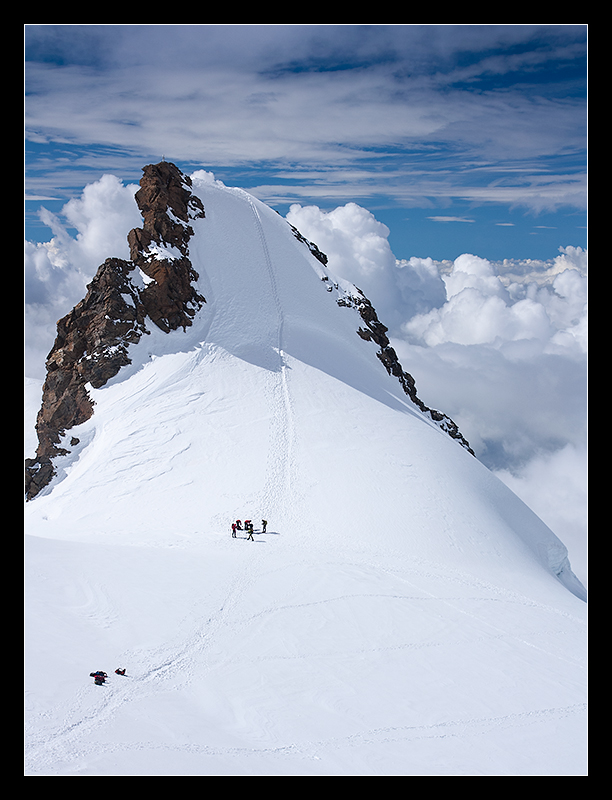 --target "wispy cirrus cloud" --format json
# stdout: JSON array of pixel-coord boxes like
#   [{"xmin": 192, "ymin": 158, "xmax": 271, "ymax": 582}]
[{"xmin": 25, "ymin": 25, "xmax": 586, "ymax": 212}]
